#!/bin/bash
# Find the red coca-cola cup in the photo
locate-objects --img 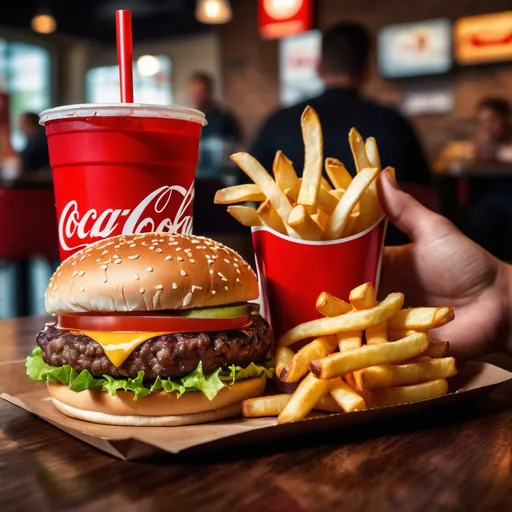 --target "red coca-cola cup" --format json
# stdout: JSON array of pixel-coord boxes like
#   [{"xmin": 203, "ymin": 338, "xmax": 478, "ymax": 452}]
[
  {"xmin": 252, "ymin": 218, "xmax": 387, "ymax": 341},
  {"xmin": 39, "ymin": 104, "xmax": 206, "ymax": 260}
]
